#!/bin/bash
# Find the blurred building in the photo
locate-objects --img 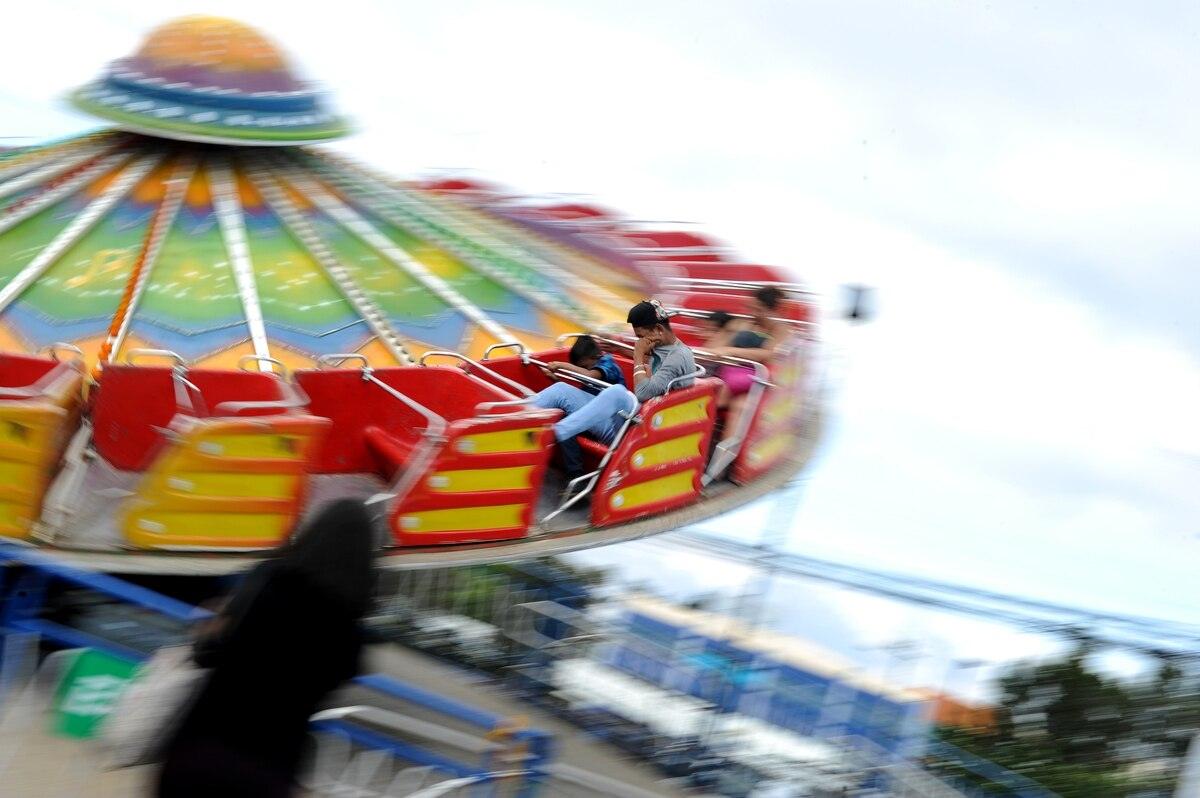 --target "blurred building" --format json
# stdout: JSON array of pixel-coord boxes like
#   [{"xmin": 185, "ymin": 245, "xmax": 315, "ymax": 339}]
[
  {"xmin": 598, "ymin": 593, "xmax": 932, "ymax": 757},
  {"xmin": 916, "ymin": 691, "xmax": 996, "ymax": 731}
]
